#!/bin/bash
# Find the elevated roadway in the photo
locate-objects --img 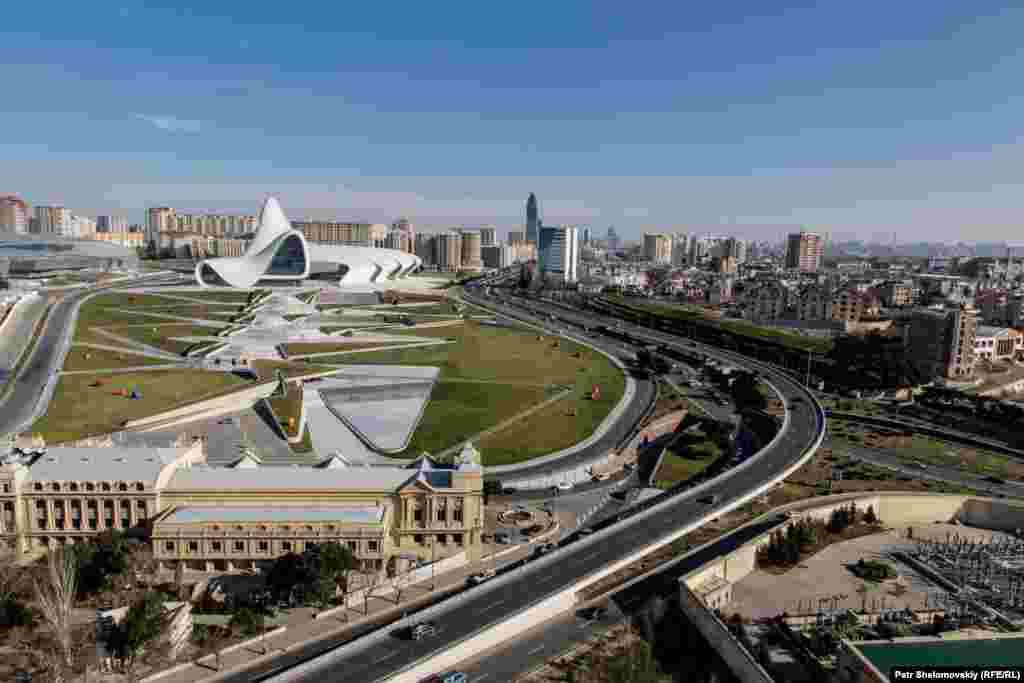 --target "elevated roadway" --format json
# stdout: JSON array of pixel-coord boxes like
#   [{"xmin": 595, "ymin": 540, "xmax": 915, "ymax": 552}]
[{"xmin": 256, "ymin": 293, "xmax": 825, "ymax": 683}]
